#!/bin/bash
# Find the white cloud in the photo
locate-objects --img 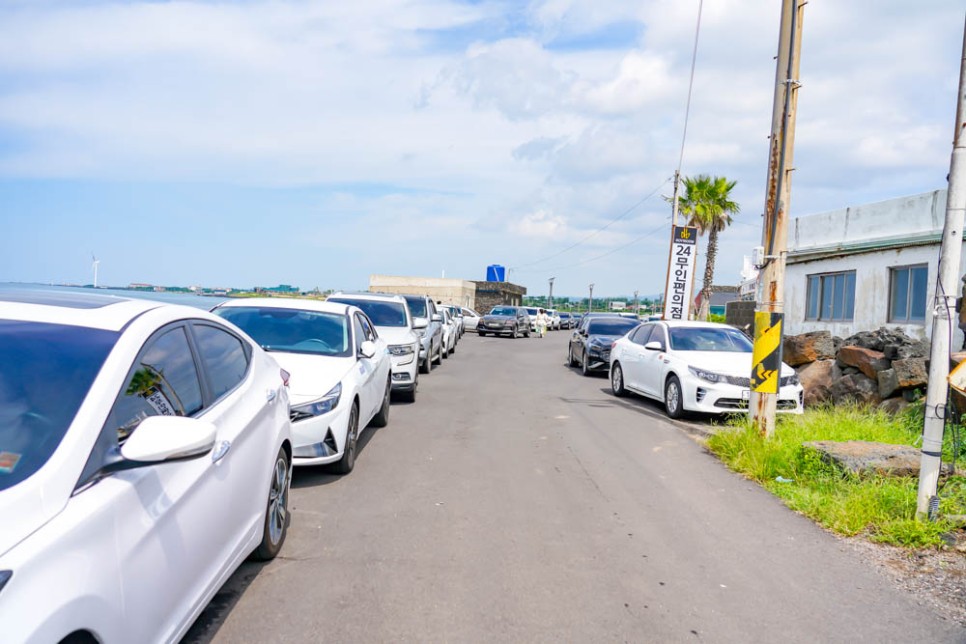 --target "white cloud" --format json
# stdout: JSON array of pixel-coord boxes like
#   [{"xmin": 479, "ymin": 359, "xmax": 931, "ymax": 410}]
[{"xmin": 0, "ymin": 0, "xmax": 961, "ymax": 297}]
